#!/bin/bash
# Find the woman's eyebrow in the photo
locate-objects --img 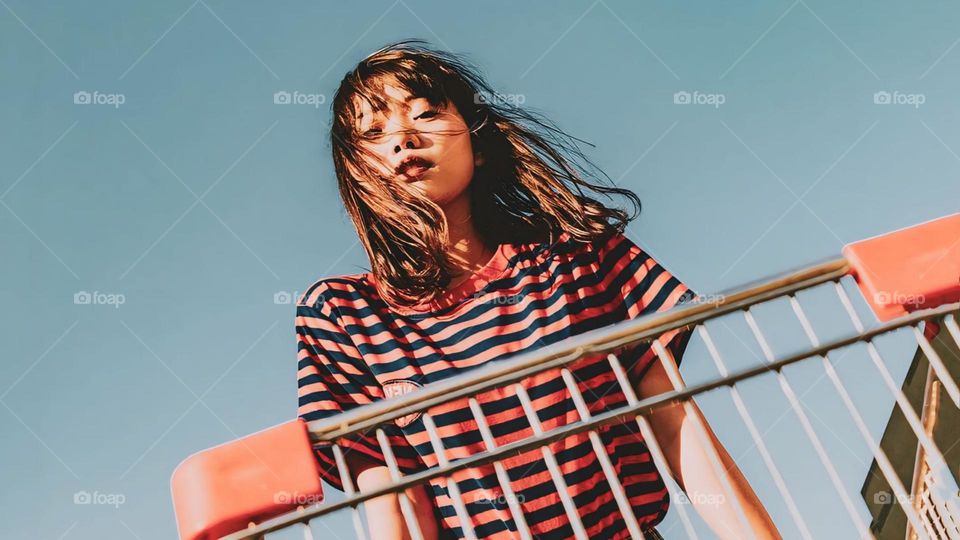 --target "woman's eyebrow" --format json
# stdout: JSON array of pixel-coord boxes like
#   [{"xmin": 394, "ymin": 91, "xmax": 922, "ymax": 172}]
[{"xmin": 356, "ymin": 97, "xmax": 421, "ymax": 120}]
